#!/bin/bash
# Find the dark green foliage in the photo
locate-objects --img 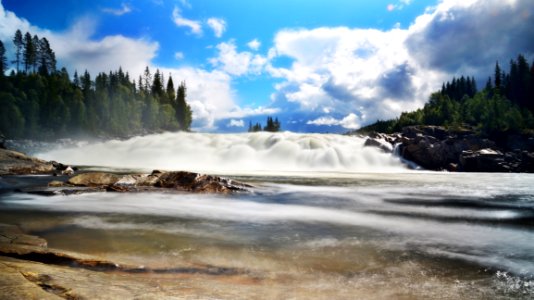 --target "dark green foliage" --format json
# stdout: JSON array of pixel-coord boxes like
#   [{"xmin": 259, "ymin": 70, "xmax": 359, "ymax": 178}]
[
  {"xmin": 358, "ymin": 54, "xmax": 534, "ymax": 136},
  {"xmin": 248, "ymin": 117, "xmax": 282, "ymax": 132},
  {"xmin": 0, "ymin": 29, "xmax": 193, "ymax": 139}
]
